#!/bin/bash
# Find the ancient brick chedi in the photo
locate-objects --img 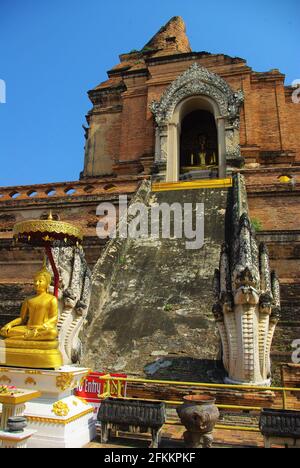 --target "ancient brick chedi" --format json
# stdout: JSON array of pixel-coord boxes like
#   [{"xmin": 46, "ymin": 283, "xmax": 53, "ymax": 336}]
[
  {"xmin": 83, "ymin": 16, "xmax": 300, "ymax": 180},
  {"xmin": 0, "ymin": 17, "xmax": 299, "ymax": 383}
]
